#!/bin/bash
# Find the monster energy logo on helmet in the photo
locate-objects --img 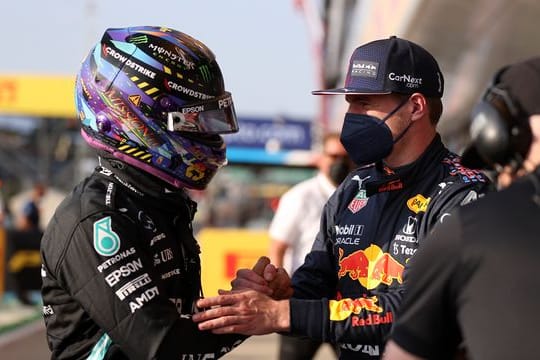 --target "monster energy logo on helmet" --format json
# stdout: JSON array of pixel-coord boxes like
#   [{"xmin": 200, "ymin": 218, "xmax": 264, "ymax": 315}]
[
  {"xmin": 129, "ymin": 35, "xmax": 148, "ymax": 44},
  {"xmin": 199, "ymin": 65, "xmax": 212, "ymax": 82}
]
